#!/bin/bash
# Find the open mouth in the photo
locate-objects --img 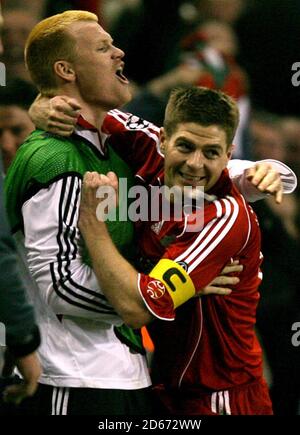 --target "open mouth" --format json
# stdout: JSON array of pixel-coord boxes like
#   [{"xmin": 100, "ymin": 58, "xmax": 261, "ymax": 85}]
[{"xmin": 115, "ymin": 66, "xmax": 129, "ymax": 84}]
